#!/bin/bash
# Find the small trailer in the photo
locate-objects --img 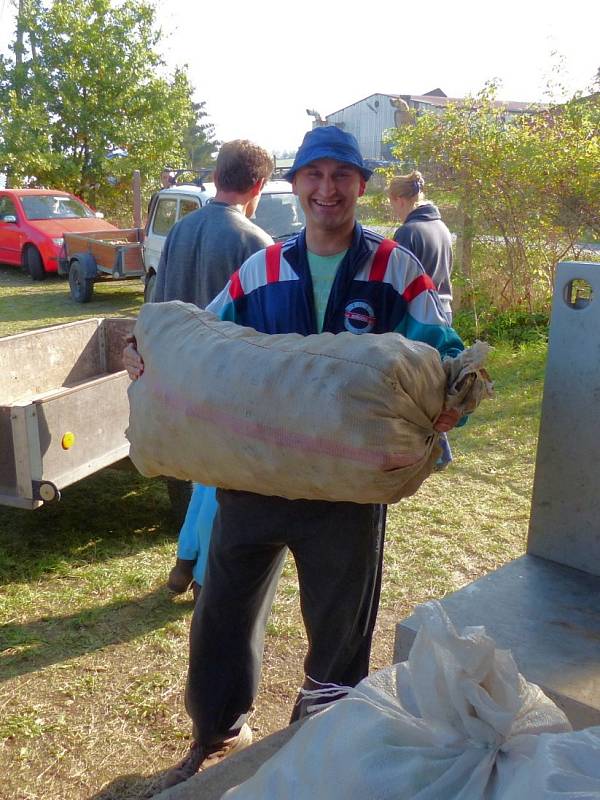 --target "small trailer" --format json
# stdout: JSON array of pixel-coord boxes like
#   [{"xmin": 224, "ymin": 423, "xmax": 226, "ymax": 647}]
[
  {"xmin": 0, "ymin": 317, "xmax": 136, "ymax": 509},
  {"xmin": 0, "ymin": 317, "xmax": 191, "ymax": 518},
  {"xmin": 59, "ymin": 228, "xmax": 145, "ymax": 303}
]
